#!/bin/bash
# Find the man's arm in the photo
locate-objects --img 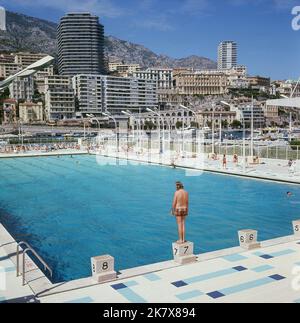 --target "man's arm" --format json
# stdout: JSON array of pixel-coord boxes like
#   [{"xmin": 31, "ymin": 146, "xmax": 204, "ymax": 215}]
[
  {"xmin": 186, "ymin": 192, "xmax": 189, "ymax": 213},
  {"xmin": 172, "ymin": 192, "xmax": 177, "ymax": 215}
]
